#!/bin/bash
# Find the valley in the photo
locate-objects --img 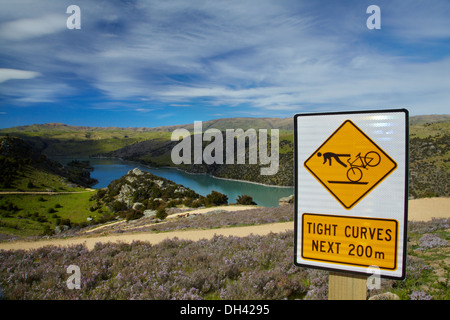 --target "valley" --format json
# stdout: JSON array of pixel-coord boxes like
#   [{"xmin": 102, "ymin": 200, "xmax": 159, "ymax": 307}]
[{"xmin": 0, "ymin": 114, "xmax": 448, "ymax": 242}]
